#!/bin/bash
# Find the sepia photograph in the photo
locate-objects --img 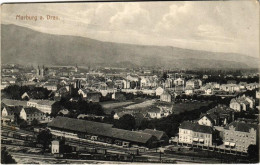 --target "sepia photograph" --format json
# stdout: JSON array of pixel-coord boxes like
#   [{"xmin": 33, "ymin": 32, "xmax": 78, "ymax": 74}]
[{"xmin": 1, "ymin": 0, "xmax": 259, "ymax": 164}]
